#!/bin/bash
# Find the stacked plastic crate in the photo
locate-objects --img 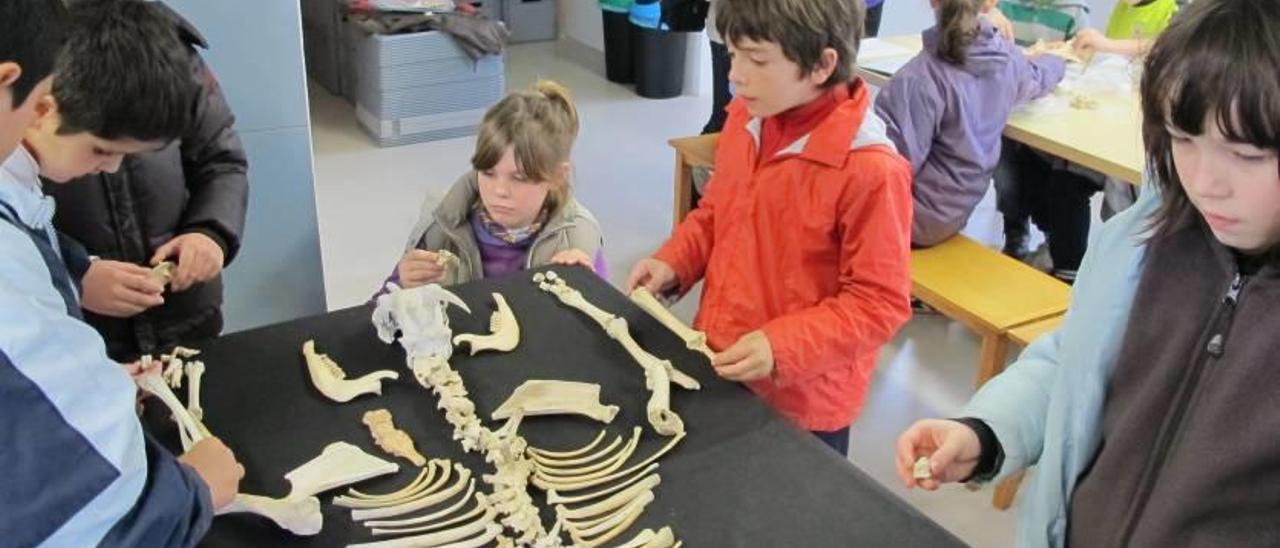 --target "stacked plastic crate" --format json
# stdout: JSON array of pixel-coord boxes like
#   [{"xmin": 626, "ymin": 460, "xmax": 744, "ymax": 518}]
[{"xmin": 344, "ymin": 21, "xmax": 506, "ymax": 147}]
